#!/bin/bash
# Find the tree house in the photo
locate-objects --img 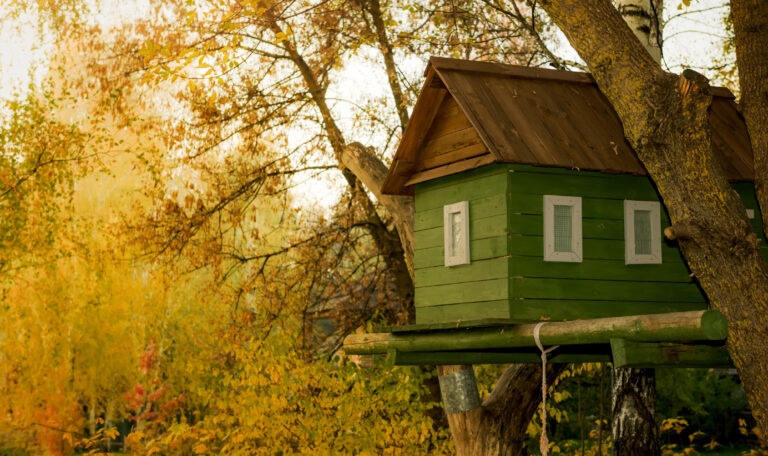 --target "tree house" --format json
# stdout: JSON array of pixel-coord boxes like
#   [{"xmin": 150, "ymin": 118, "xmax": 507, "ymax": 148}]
[{"xmin": 344, "ymin": 57, "xmax": 759, "ymax": 368}]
